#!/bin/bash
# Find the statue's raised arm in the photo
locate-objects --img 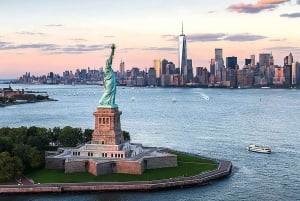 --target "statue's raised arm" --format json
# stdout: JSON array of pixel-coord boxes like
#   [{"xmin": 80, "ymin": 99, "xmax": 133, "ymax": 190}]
[{"xmin": 99, "ymin": 44, "xmax": 118, "ymax": 108}]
